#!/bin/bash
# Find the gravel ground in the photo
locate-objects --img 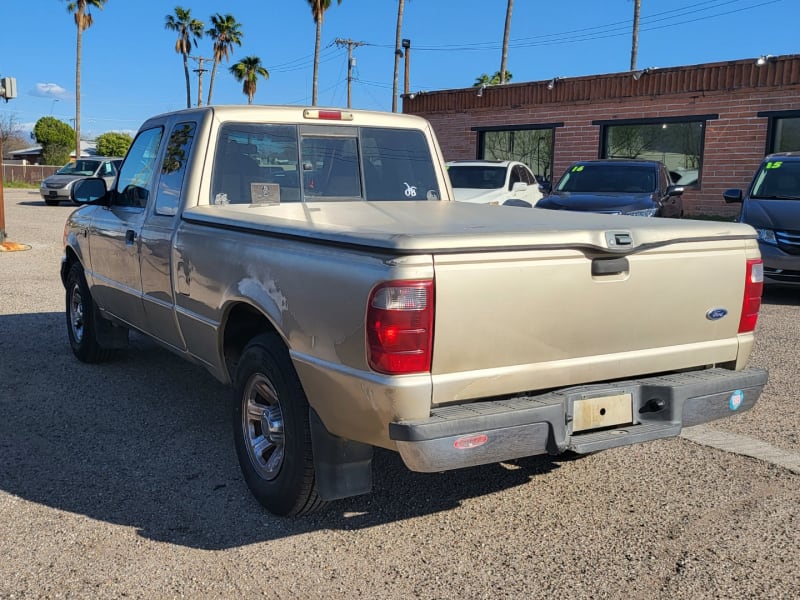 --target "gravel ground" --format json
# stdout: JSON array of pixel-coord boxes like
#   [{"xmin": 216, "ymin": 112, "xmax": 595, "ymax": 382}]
[{"xmin": 1, "ymin": 189, "xmax": 798, "ymax": 599}]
